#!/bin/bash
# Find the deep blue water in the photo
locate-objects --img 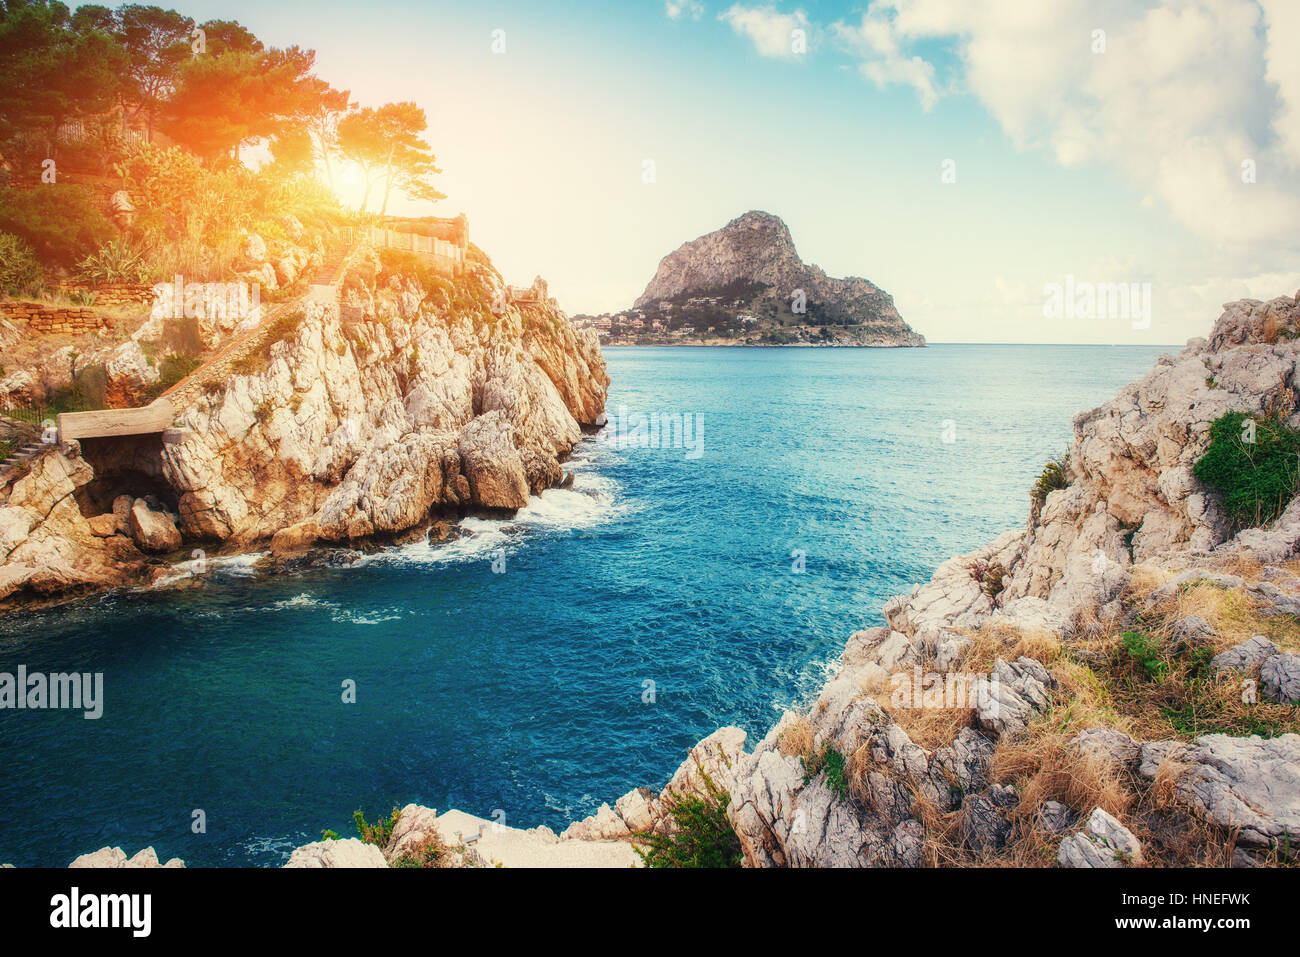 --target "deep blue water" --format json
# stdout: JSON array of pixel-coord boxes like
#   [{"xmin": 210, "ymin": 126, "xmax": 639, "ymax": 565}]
[{"xmin": 0, "ymin": 344, "xmax": 1169, "ymax": 866}]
